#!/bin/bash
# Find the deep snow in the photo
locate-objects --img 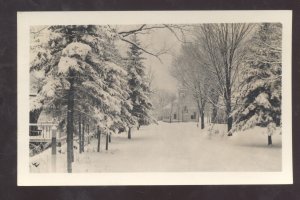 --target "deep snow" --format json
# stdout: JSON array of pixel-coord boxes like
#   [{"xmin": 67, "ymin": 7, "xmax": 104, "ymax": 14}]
[{"xmin": 29, "ymin": 122, "xmax": 281, "ymax": 173}]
